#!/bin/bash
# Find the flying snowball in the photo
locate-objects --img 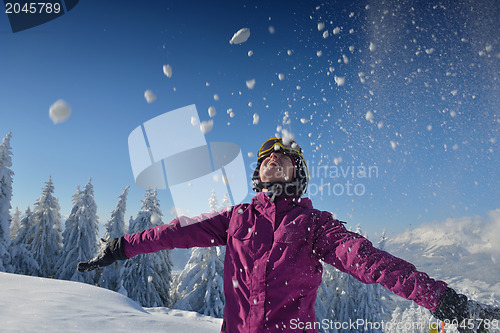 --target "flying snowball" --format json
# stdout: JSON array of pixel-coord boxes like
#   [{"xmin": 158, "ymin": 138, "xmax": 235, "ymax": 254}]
[
  {"xmin": 230, "ymin": 28, "xmax": 250, "ymax": 45},
  {"xmin": 278, "ymin": 73, "xmax": 285, "ymax": 81},
  {"xmin": 144, "ymin": 90, "xmax": 157, "ymax": 103},
  {"xmin": 365, "ymin": 111, "xmax": 374, "ymax": 123},
  {"xmin": 253, "ymin": 113, "xmax": 259, "ymax": 125},
  {"xmin": 334, "ymin": 76, "xmax": 345, "ymax": 86},
  {"xmin": 191, "ymin": 116, "xmax": 199, "ymax": 126},
  {"xmin": 208, "ymin": 106, "xmax": 216, "ymax": 117},
  {"xmin": 246, "ymin": 79, "xmax": 256, "ymax": 89},
  {"xmin": 200, "ymin": 120, "xmax": 213, "ymax": 134},
  {"xmin": 163, "ymin": 64, "xmax": 172, "ymax": 78},
  {"xmin": 49, "ymin": 99, "xmax": 71, "ymax": 124}
]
